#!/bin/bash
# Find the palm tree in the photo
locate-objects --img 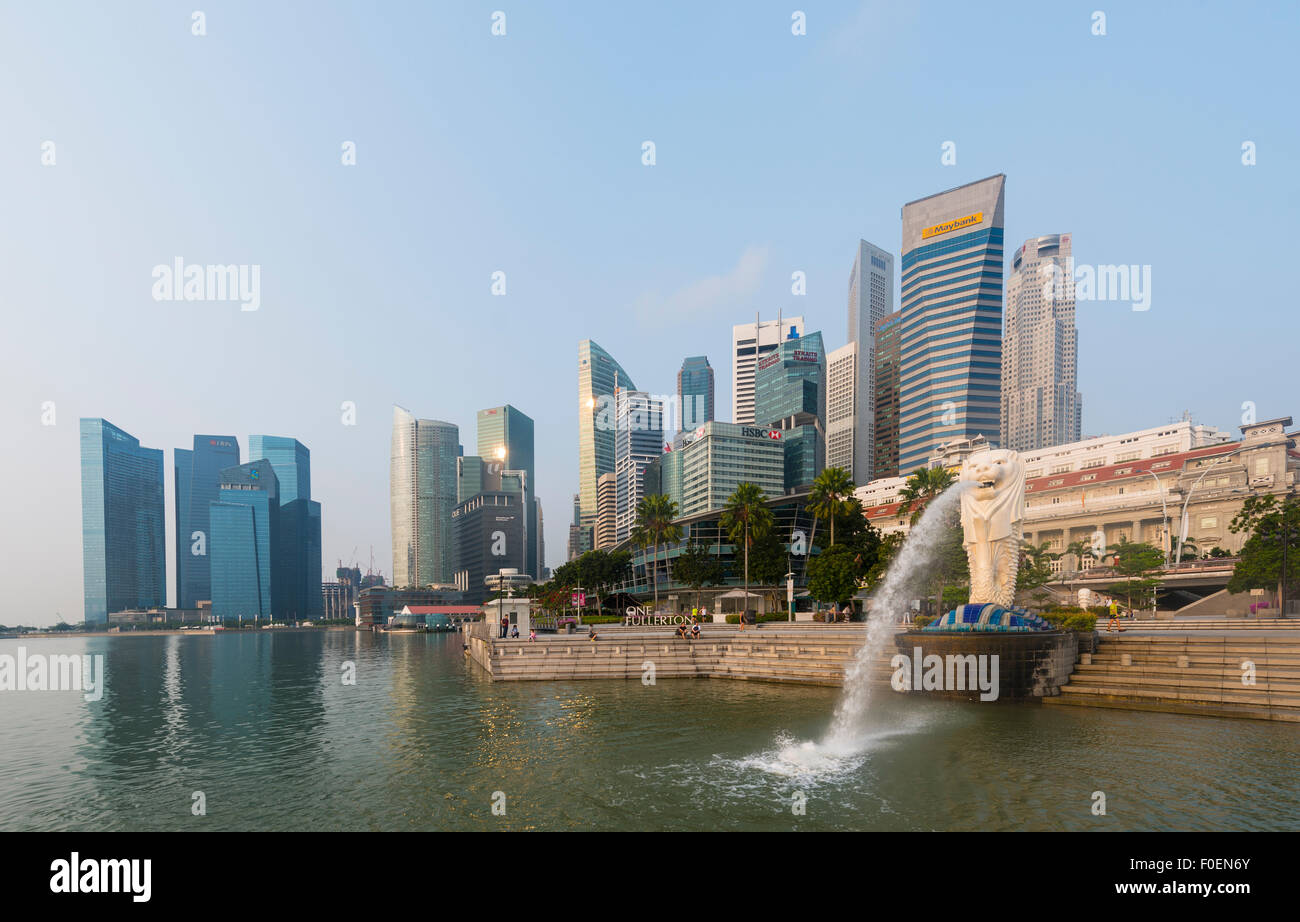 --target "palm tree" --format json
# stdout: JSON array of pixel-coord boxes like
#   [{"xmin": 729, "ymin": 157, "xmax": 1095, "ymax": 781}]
[
  {"xmin": 807, "ymin": 466, "xmax": 856, "ymax": 548},
  {"xmin": 632, "ymin": 493, "xmax": 681, "ymax": 613},
  {"xmin": 719, "ymin": 483, "xmax": 775, "ymax": 621},
  {"xmin": 898, "ymin": 466, "xmax": 956, "ymax": 525},
  {"xmin": 1171, "ymin": 536, "xmax": 1199, "ymax": 561},
  {"xmin": 1065, "ymin": 538, "xmax": 1098, "ymax": 573}
]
